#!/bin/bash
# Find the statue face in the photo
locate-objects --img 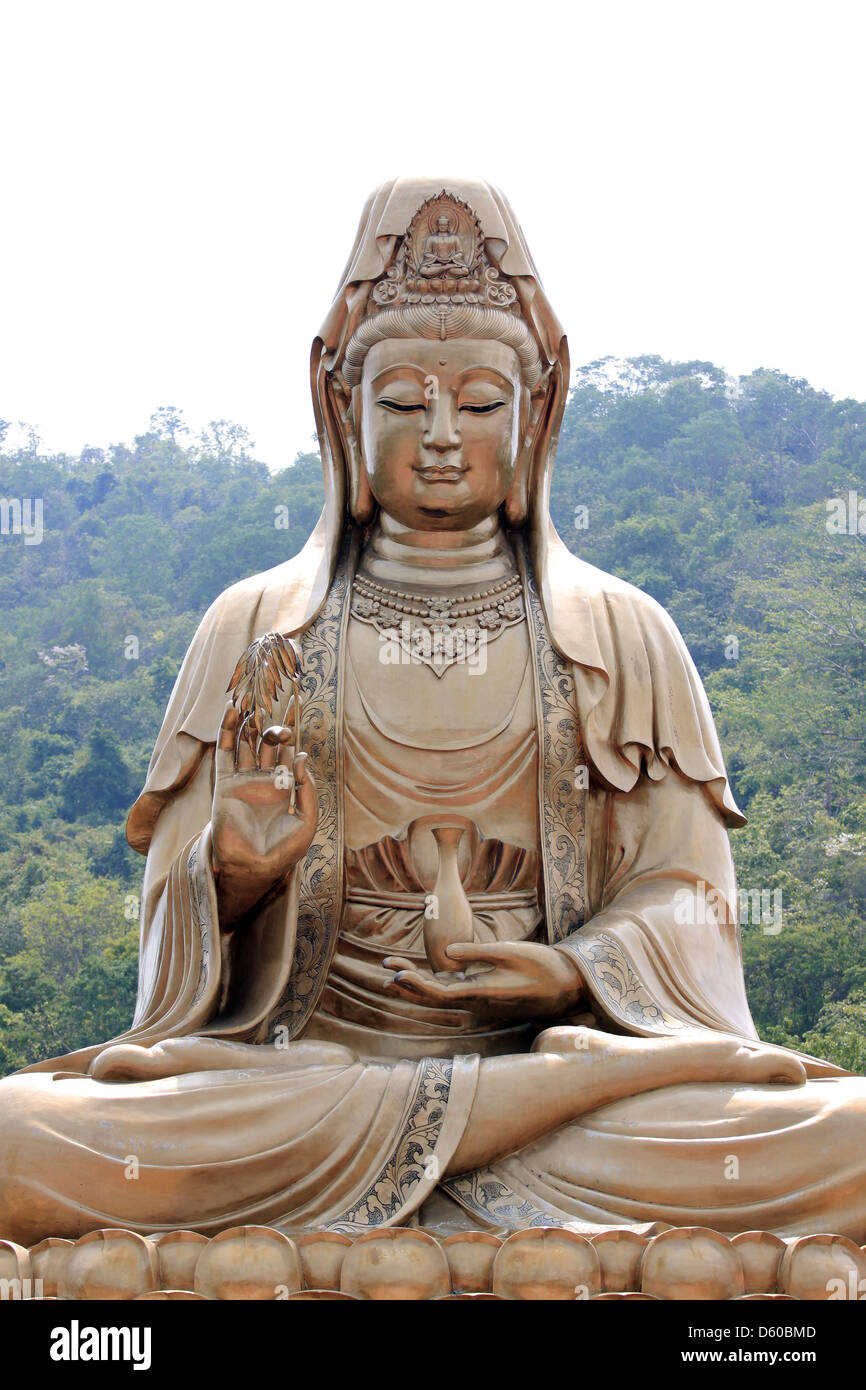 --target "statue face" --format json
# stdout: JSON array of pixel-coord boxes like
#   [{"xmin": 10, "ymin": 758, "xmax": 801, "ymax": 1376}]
[{"xmin": 357, "ymin": 338, "xmax": 525, "ymax": 530}]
